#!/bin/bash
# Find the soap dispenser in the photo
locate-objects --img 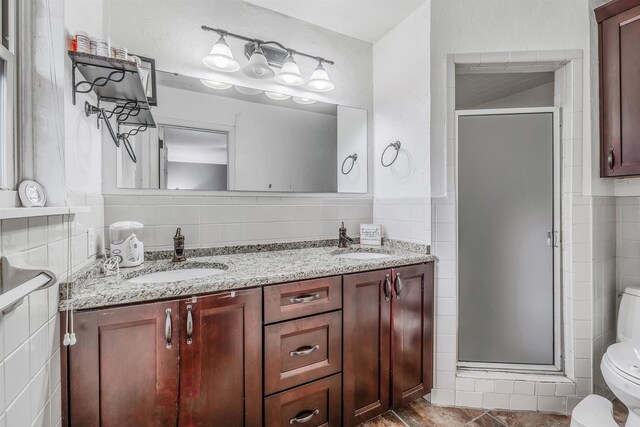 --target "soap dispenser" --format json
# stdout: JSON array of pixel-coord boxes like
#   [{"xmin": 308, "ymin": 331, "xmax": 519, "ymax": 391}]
[{"xmin": 172, "ymin": 228, "xmax": 186, "ymax": 262}]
